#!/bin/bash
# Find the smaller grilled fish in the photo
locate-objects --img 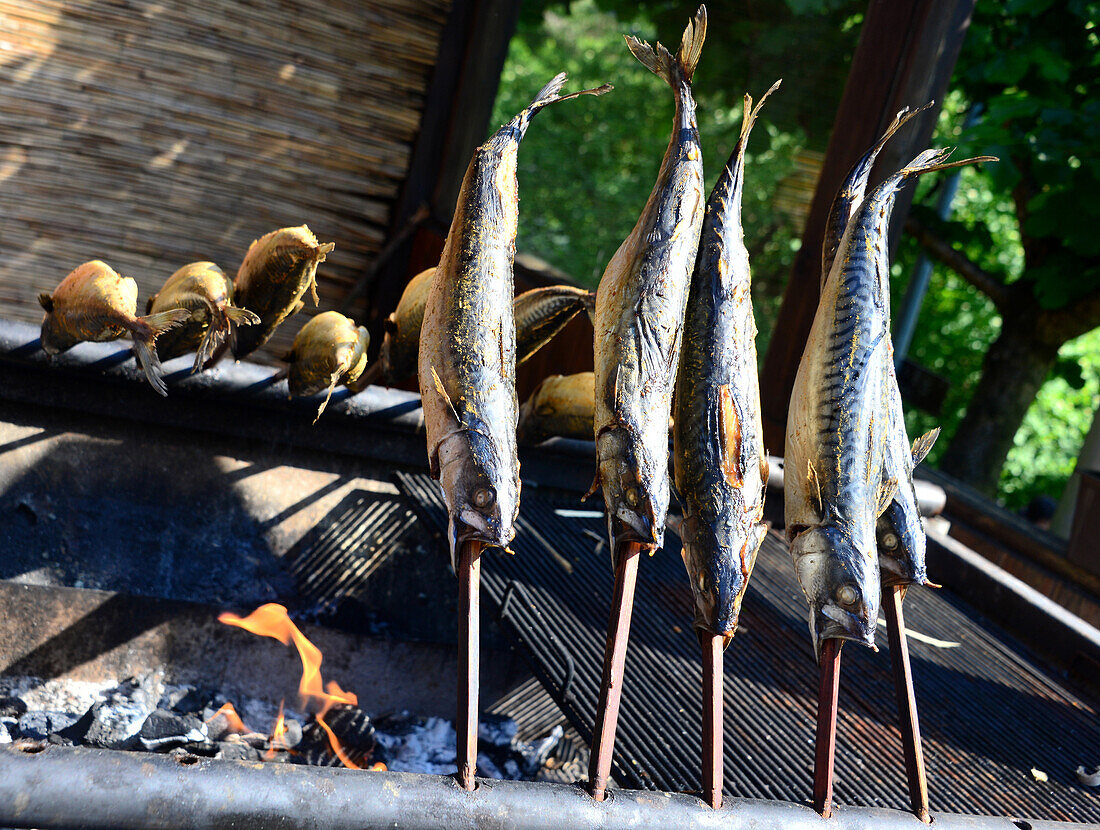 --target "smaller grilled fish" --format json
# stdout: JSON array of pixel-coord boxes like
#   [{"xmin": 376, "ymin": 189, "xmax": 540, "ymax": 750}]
[
  {"xmin": 233, "ymin": 226, "xmax": 334, "ymax": 358},
  {"xmin": 286, "ymin": 311, "xmax": 370, "ymax": 423},
  {"xmin": 378, "ymin": 267, "xmax": 436, "ymax": 385},
  {"xmin": 517, "ymin": 372, "xmax": 595, "ymax": 445},
  {"xmin": 147, "ymin": 262, "xmax": 259, "ymax": 372},
  {"xmin": 514, "ymin": 285, "xmax": 596, "ymax": 365},
  {"xmin": 38, "ymin": 260, "xmax": 189, "ymax": 396}
]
